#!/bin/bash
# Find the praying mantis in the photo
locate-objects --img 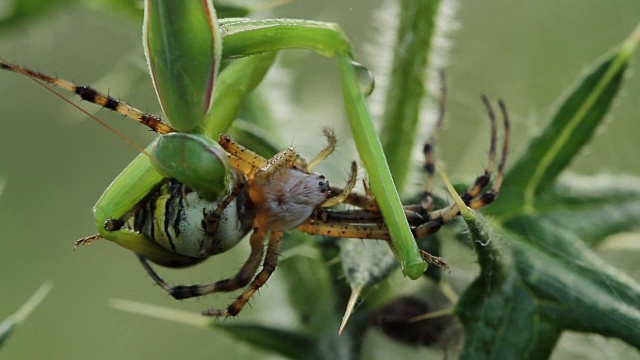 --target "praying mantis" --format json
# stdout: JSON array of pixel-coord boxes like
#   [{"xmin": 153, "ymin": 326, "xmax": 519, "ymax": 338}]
[{"xmin": 0, "ymin": 0, "xmax": 508, "ymax": 317}]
